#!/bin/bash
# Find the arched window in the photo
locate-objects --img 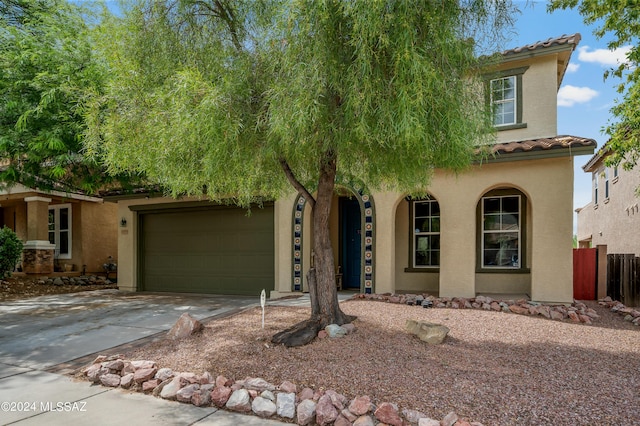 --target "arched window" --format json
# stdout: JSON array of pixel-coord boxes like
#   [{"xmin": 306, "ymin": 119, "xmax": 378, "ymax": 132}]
[{"xmin": 478, "ymin": 189, "xmax": 527, "ymax": 271}]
